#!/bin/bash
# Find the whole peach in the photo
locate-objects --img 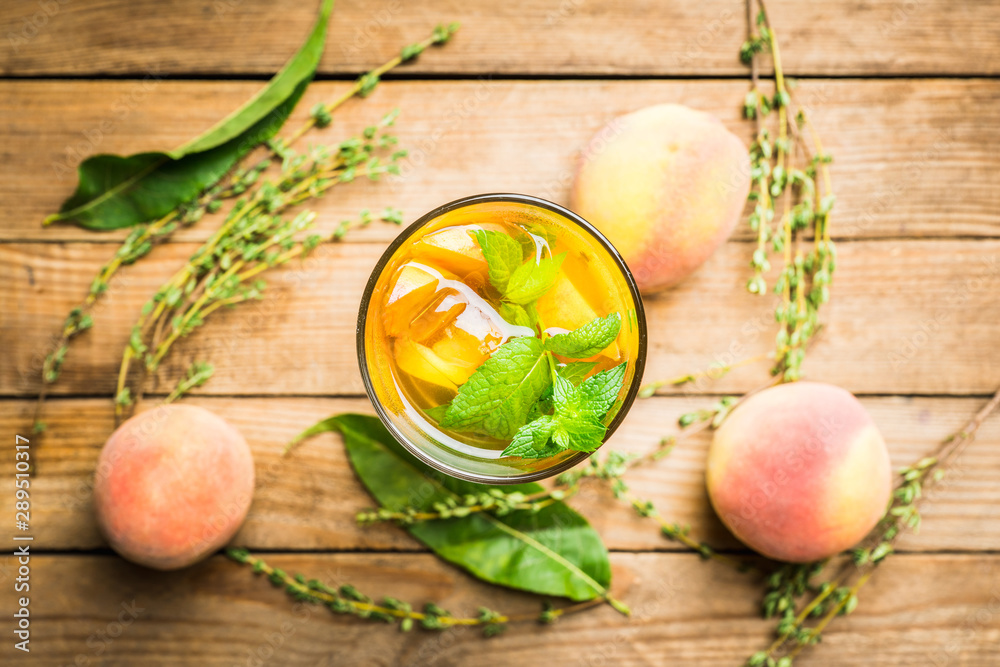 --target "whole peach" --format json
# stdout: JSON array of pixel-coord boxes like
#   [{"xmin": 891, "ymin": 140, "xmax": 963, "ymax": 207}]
[
  {"xmin": 93, "ymin": 404, "xmax": 255, "ymax": 570},
  {"xmin": 706, "ymin": 382, "xmax": 891, "ymax": 563},
  {"xmin": 571, "ymin": 103, "xmax": 750, "ymax": 293}
]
